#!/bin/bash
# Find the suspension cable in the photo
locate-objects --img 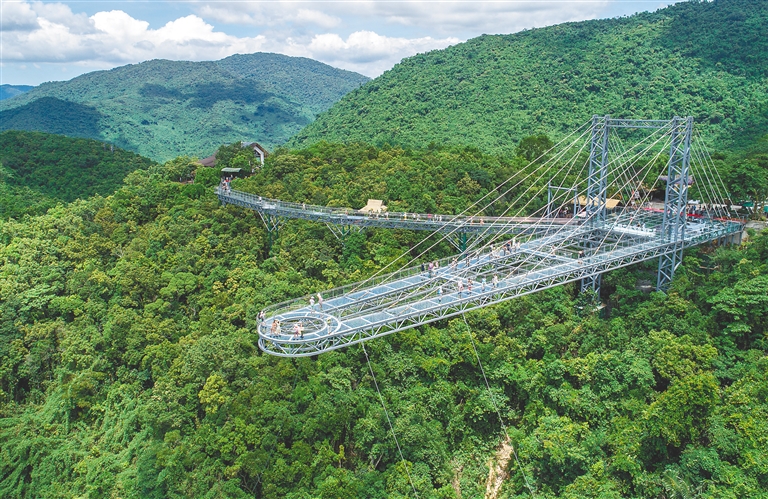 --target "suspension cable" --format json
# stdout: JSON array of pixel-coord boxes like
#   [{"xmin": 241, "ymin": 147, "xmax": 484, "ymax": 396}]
[
  {"xmin": 461, "ymin": 313, "xmax": 536, "ymax": 497},
  {"xmin": 362, "ymin": 343, "xmax": 419, "ymax": 498}
]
